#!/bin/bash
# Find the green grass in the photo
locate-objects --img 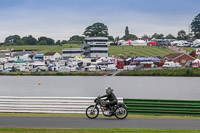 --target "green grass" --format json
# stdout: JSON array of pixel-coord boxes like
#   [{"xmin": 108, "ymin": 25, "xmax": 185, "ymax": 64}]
[
  {"xmin": 117, "ymin": 68, "xmax": 200, "ymax": 76},
  {"xmin": 1, "ymin": 45, "xmax": 175, "ymax": 57},
  {"xmin": 0, "ymin": 128, "xmax": 200, "ymax": 133},
  {"xmin": 0, "ymin": 71, "xmax": 108, "ymax": 76},
  {"xmin": 1, "ymin": 113, "xmax": 200, "ymax": 119},
  {"xmin": 0, "ymin": 44, "xmax": 81, "ymax": 54},
  {"xmin": 181, "ymin": 47, "xmax": 196, "ymax": 53},
  {"xmin": 109, "ymin": 46, "xmax": 175, "ymax": 57}
]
